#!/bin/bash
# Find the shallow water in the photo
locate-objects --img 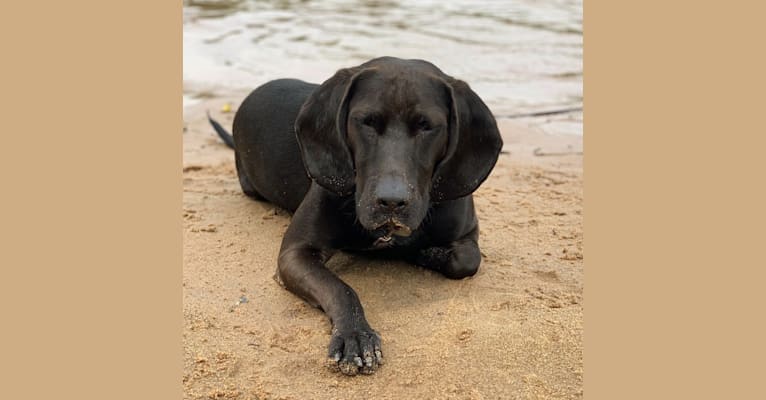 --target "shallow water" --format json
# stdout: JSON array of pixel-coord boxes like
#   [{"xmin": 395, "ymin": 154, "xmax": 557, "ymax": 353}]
[{"xmin": 183, "ymin": 0, "xmax": 582, "ymax": 134}]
